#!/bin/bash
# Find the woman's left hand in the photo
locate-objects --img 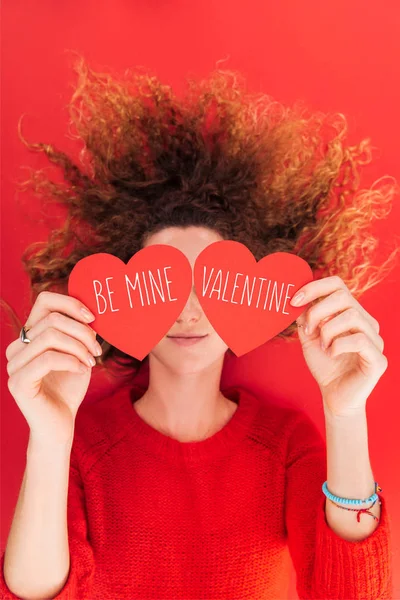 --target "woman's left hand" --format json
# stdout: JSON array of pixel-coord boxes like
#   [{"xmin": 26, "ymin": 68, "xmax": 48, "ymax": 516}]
[{"xmin": 290, "ymin": 275, "xmax": 388, "ymax": 417}]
